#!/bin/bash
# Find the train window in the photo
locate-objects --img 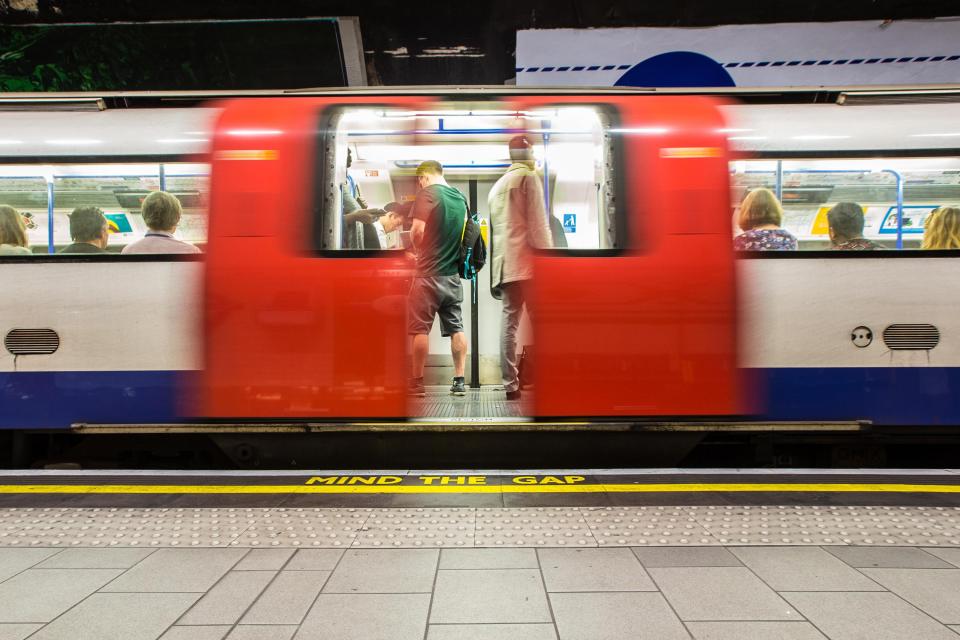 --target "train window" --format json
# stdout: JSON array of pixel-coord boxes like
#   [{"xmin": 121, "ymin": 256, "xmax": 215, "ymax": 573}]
[
  {"xmin": 313, "ymin": 105, "xmax": 621, "ymax": 253},
  {"xmin": 0, "ymin": 163, "xmax": 208, "ymax": 255},
  {"xmin": 731, "ymin": 157, "xmax": 960, "ymax": 252},
  {"xmin": 0, "ymin": 172, "xmax": 48, "ymax": 254}
]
